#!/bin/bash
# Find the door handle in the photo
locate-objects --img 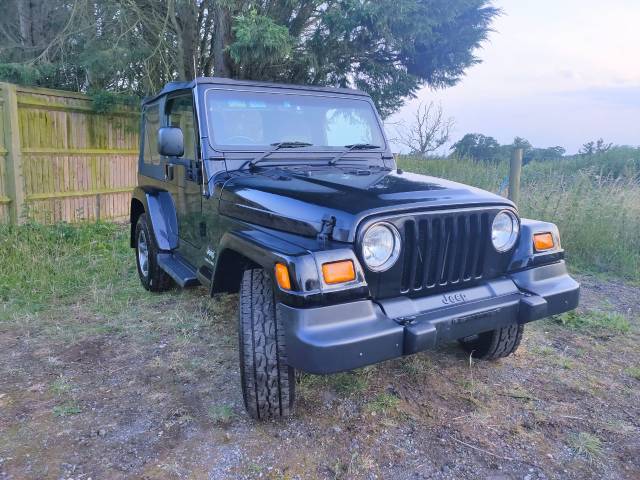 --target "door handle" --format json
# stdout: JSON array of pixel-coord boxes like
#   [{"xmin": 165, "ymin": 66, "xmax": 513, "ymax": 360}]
[{"xmin": 164, "ymin": 163, "xmax": 175, "ymax": 181}]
